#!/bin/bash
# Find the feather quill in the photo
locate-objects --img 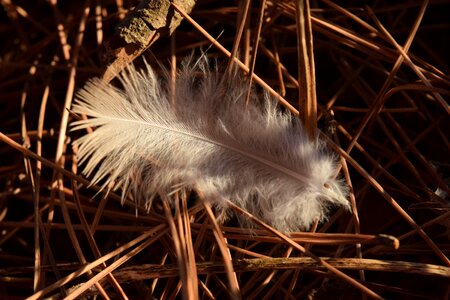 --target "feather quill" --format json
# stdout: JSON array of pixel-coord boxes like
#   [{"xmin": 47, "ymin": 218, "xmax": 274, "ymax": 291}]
[{"xmin": 71, "ymin": 58, "xmax": 349, "ymax": 232}]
